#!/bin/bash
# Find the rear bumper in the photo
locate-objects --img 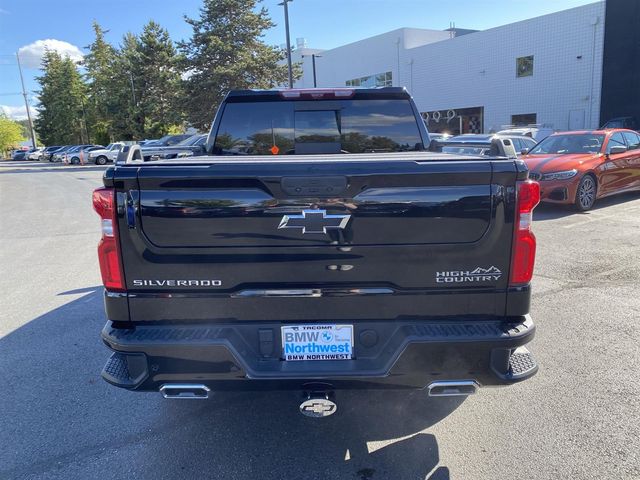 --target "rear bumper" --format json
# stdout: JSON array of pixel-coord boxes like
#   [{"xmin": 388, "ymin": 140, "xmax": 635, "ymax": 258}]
[{"xmin": 101, "ymin": 316, "xmax": 537, "ymax": 392}]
